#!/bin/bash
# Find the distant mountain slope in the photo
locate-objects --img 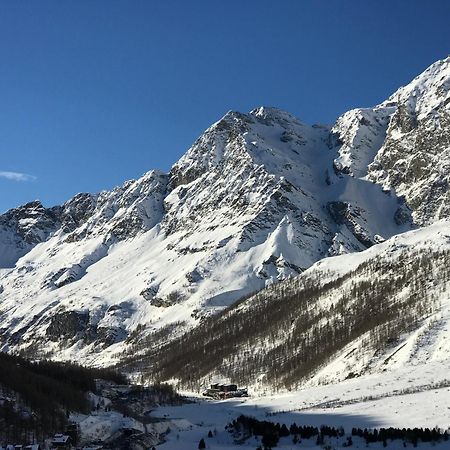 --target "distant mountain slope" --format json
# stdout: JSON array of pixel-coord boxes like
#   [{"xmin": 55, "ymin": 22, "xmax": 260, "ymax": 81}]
[
  {"xmin": 0, "ymin": 56, "xmax": 449, "ymax": 365},
  {"xmin": 130, "ymin": 220, "xmax": 450, "ymax": 392}
]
